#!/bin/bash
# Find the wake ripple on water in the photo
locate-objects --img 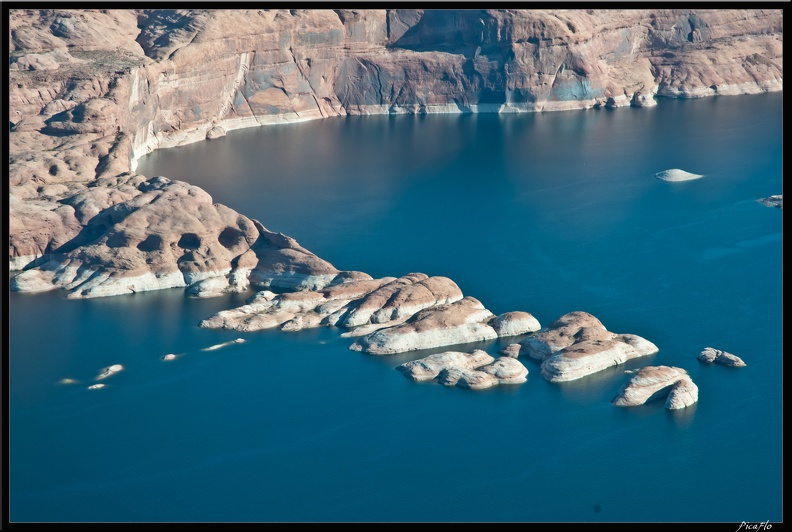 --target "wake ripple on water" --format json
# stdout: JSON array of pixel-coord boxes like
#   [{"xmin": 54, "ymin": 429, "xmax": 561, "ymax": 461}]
[{"xmin": 700, "ymin": 232, "xmax": 782, "ymax": 261}]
